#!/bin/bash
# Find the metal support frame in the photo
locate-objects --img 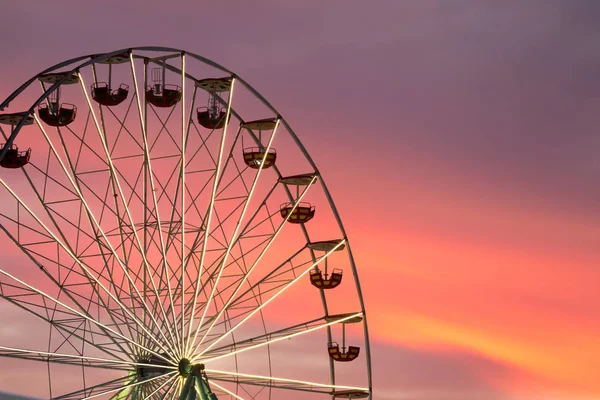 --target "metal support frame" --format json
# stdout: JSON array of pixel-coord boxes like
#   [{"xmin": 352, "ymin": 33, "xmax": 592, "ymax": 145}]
[{"xmin": 178, "ymin": 364, "xmax": 218, "ymax": 400}]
